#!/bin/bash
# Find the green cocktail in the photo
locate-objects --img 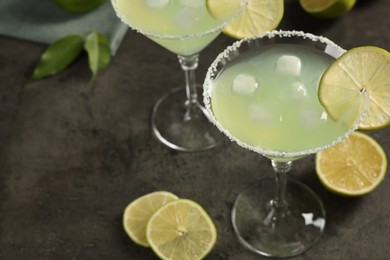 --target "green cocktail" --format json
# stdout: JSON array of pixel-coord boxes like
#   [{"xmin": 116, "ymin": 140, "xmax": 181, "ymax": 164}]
[
  {"xmin": 211, "ymin": 44, "xmax": 359, "ymax": 155},
  {"xmin": 114, "ymin": 0, "xmax": 230, "ymax": 55}
]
